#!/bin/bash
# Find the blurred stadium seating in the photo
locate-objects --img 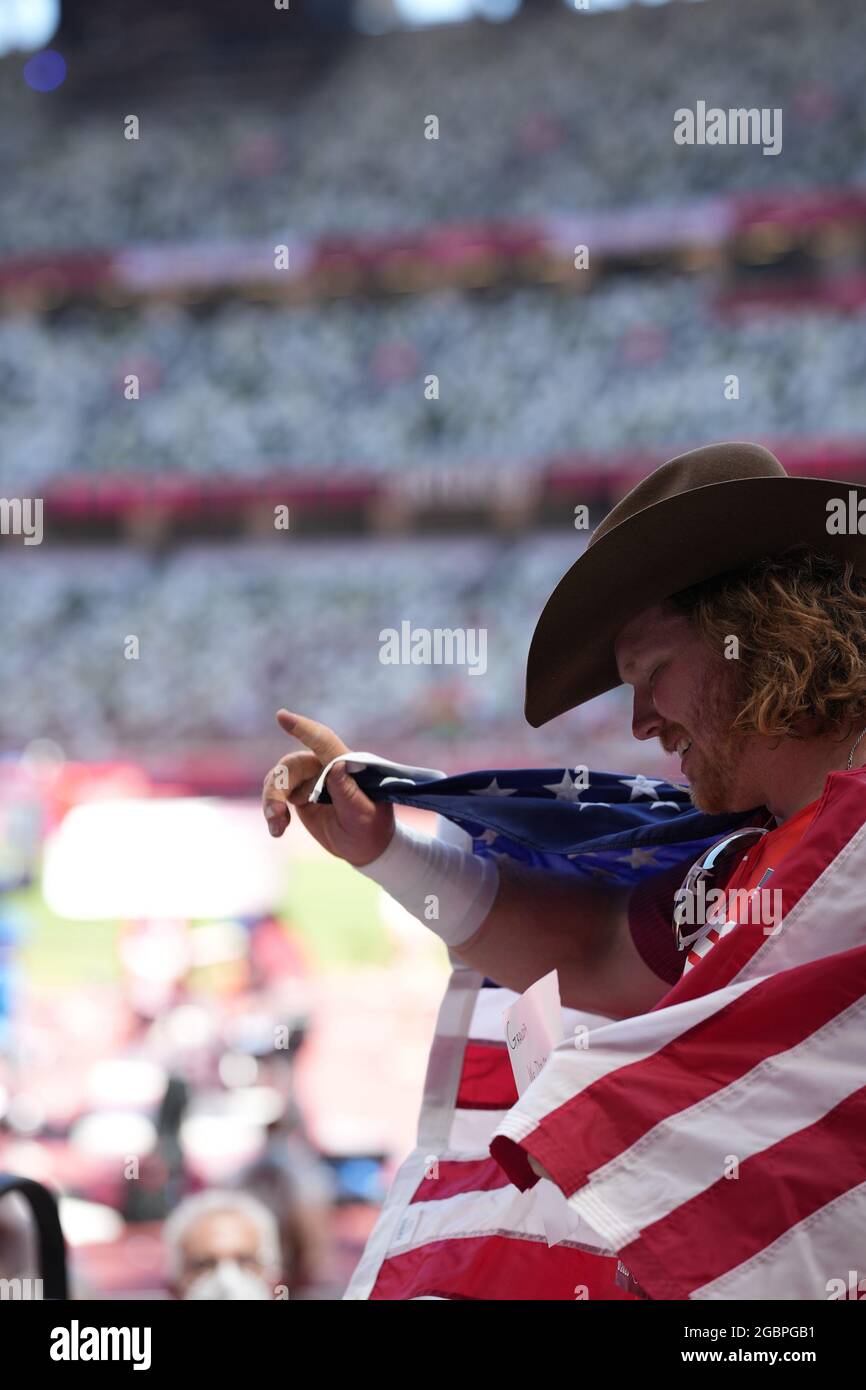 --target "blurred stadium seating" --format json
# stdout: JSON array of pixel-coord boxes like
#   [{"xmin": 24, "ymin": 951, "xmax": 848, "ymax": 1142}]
[
  {"xmin": 0, "ymin": 535, "xmax": 640, "ymax": 766},
  {"xmin": 1, "ymin": 0, "xmax": 866, "ymax": 1299},
  {"xmin": 0, "ymin": 0, "xmax": 864, "ymax": 771},
  {"xmin": 3, "ymin": 283, "xmax": 866, "ymax": 487},
  {"xmin": 1, "ymin": 0, "xmax": 865, "ymax": 251}
]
